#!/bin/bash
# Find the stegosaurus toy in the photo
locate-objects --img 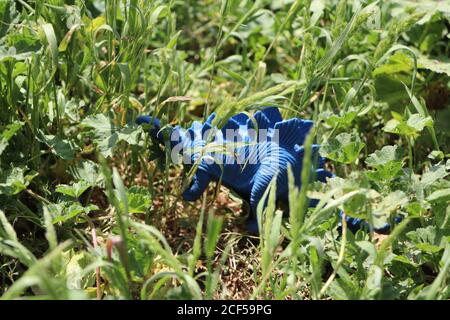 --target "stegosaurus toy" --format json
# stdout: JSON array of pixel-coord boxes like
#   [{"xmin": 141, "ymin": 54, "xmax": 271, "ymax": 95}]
[{"xmin": 137, "ymin": 107, "xmax": 391, "ymax": 233}]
